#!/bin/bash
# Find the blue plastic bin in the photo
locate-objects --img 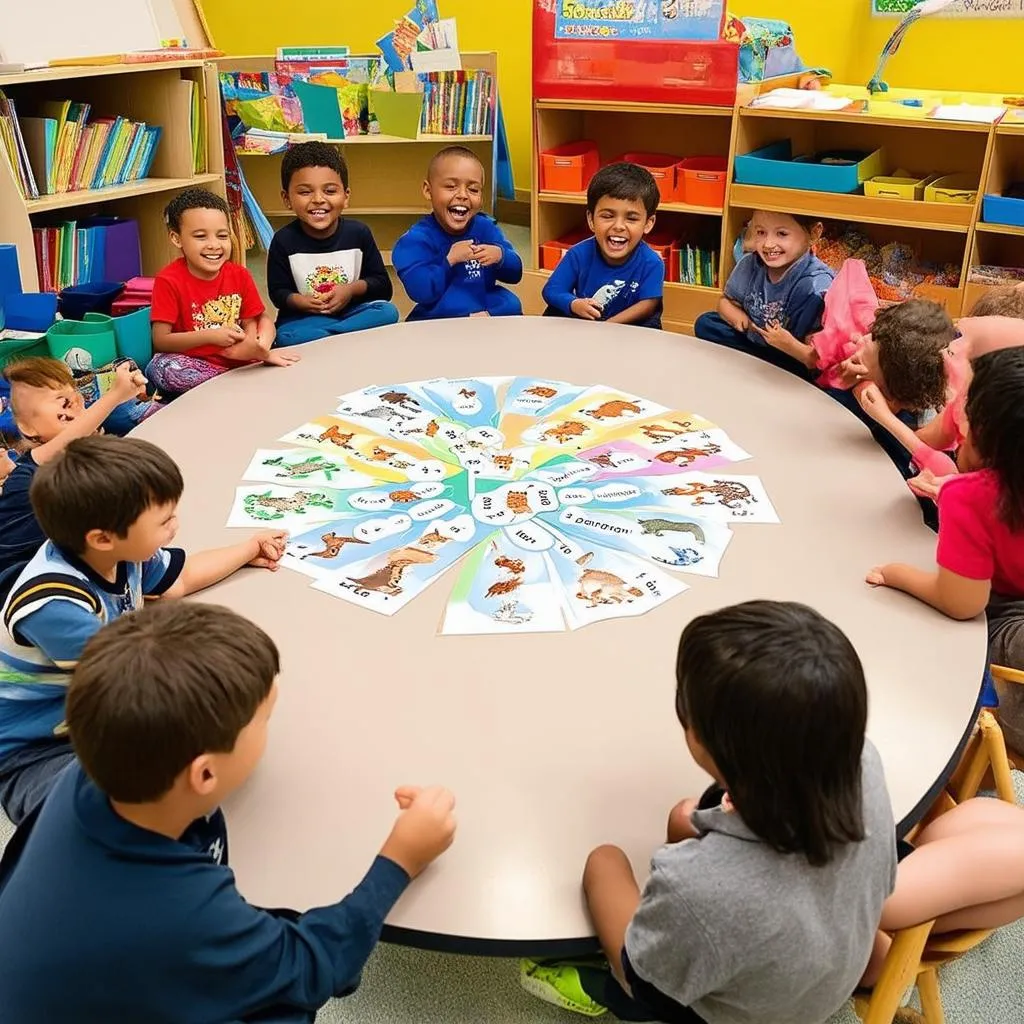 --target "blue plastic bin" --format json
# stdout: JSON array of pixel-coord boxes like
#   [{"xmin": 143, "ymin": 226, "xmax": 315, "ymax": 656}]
[
  {"xmin": 733, "ymin": 140, "xmax": 886, "ymax": 194},
  {"xmin": 982, "ymin": 189, "xmax": 1024, "ymax": 228},
  {"xmin": 59, "ymin": 281, "xmax": 125, "ymax": 321}
]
